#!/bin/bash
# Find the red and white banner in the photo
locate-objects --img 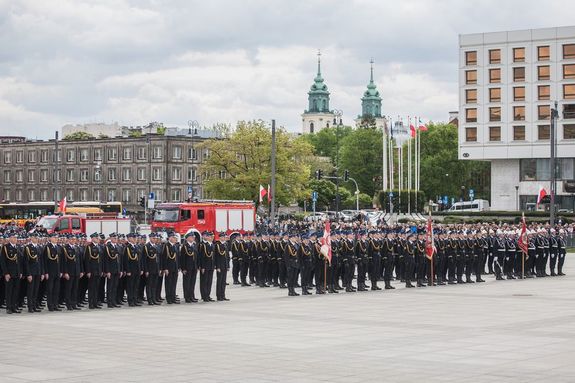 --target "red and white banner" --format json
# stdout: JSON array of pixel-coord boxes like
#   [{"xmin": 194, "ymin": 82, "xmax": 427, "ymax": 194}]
[
  {"xmin": 58, "ymin": 197, "xmax": 67, "ymax": 214},
  {"xmin": 418, "ymin": 118, "xmax": 428, "ymax": 131},
  {"xmin": 259, "ymin": 185, "xmax": 267, "ymax": 203},
  {"xmin": 267, "ymin": 184, "xmax": 272, "ymax": 203},
  {"xmin": 425, "ymin": 212, "xmax": 435, "ymax": 260},
  {"xmin": 320, "ymin": 221, "xmax": 332, "ymax": 264},
  {"xmin": 536, "ymin": 186, "xmax": 547, "ymax": 205},
  {"xmin": 518, "ymin": 213, "xmax": 528, "ymax": 254}
]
